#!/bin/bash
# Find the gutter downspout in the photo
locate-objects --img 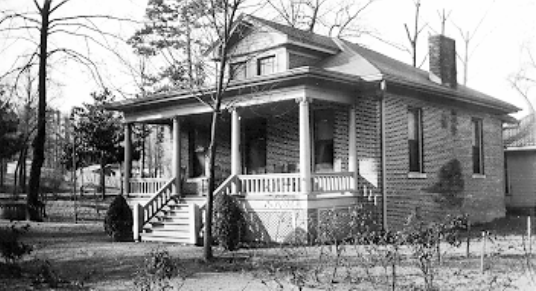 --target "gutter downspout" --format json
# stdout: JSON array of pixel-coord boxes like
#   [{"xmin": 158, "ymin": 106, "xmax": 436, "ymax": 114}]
[{"xmin": 380, "ymin": 80, "xmax": 388, "ymax": 231}]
